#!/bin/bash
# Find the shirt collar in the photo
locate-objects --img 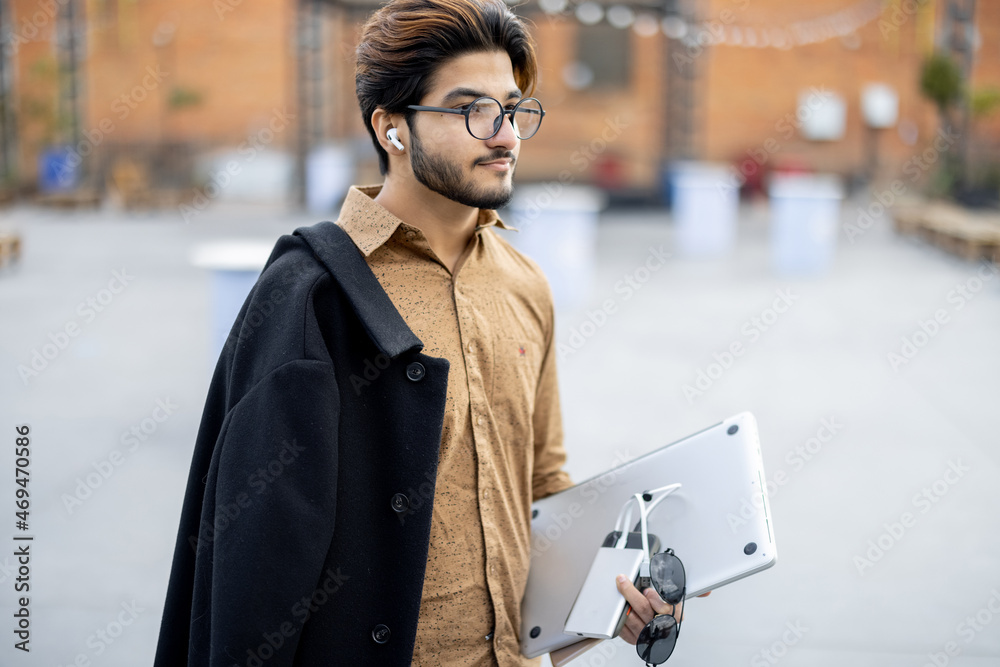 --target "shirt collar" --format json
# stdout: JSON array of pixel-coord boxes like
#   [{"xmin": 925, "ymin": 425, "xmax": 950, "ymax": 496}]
[{"xmin": 336, "ymin": 184, "xmax": 517, "ymax": 257}]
